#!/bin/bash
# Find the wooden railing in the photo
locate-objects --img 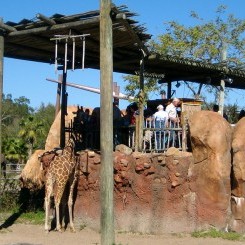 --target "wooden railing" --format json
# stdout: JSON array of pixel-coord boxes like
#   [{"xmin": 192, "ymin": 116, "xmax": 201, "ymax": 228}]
[{"xmin": 66, "ymin": 117, "xmax": 185, "ymax": 153}]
